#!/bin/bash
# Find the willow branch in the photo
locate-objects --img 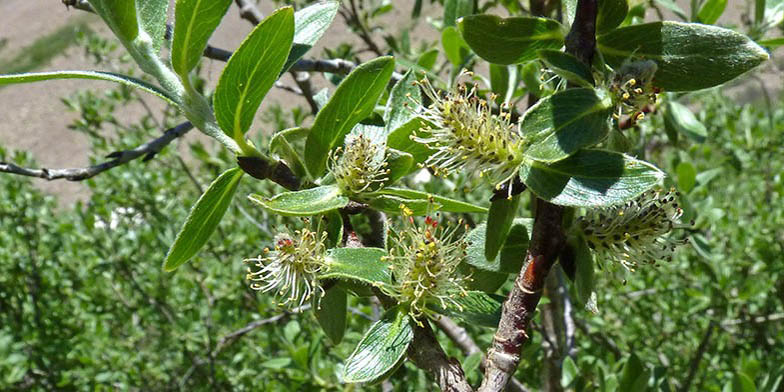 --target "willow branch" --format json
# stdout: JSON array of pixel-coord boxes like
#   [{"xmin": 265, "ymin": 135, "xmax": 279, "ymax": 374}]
[
  {"xmin": 0, "ymin": 122, "xmax": 193, "ymax": 181},
  {"xmin": 234, "ymin": 0, "xmax": 263, "ymax": 25},
  {"xmin": 478, "ymin": 2, "xmax": 597, "ymax": 391}
]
